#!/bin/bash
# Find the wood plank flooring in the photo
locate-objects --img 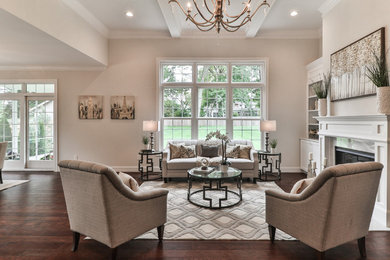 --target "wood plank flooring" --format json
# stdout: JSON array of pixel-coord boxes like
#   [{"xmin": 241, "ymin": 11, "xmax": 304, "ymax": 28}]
[{"xmin": 1, "ymin": 171, "xmax": 389, "ymax": 259}]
